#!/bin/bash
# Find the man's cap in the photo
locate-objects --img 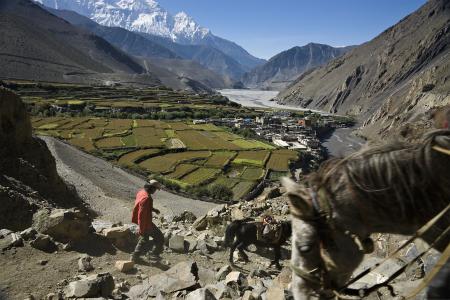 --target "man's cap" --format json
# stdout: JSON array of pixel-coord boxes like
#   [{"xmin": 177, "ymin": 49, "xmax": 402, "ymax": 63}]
[{"xmin": 148, "ymin": 179, "xmax": 161, "ymax": 188}]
